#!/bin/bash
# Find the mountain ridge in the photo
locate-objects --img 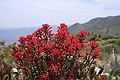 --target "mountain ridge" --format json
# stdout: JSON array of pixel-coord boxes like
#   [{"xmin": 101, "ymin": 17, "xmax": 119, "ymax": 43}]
[{"xmin": 69, "ymin": 15, "xmax": 120, "ymax": 35}]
